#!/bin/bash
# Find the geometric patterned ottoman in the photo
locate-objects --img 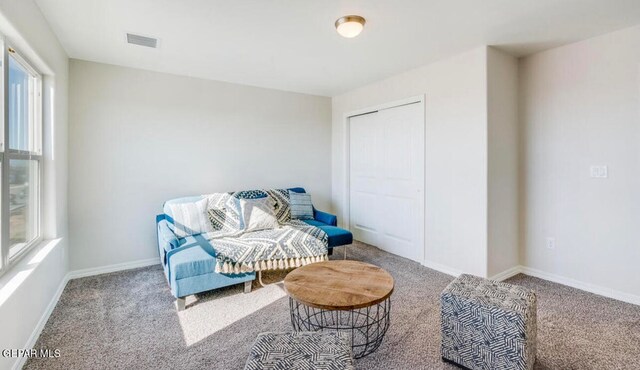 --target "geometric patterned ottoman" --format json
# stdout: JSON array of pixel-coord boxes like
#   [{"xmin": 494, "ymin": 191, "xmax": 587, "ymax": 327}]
[
  {"xmin": 244, "ymin": 332, "xmax": 355, "ymax": 370},
  {"xmin": 441, "ymin": 274, "xmax": 537, "ymax": 370}
]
